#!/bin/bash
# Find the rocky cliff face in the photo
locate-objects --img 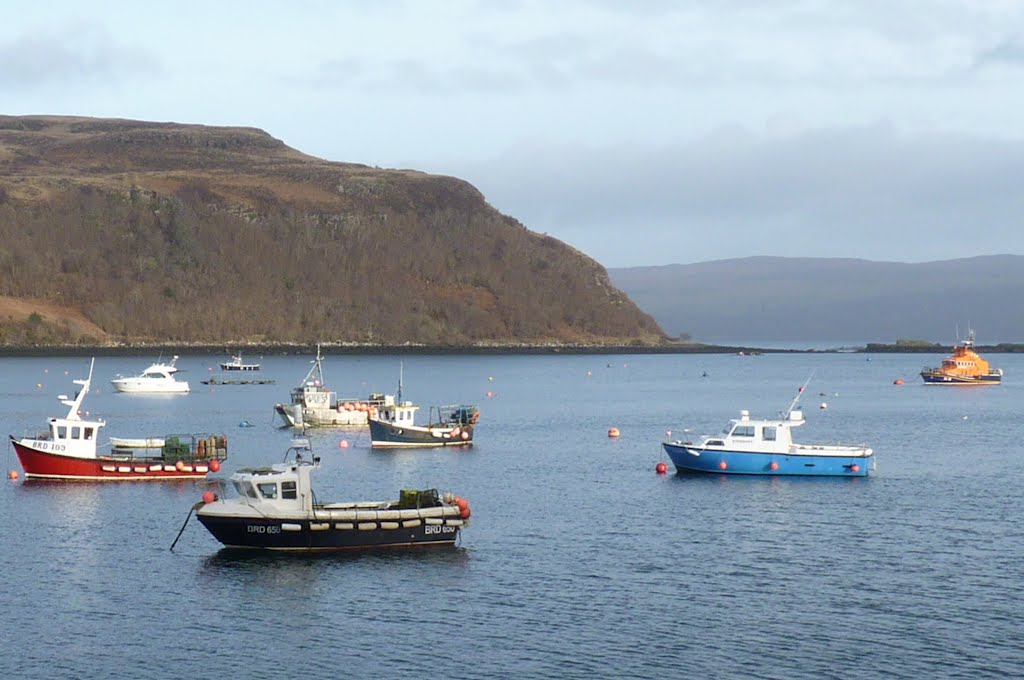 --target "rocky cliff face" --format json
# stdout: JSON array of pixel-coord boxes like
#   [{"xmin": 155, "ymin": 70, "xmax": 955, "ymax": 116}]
[{"xmin": 0, "ymin": 116, "xmax": 664, "ymax": 346}]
